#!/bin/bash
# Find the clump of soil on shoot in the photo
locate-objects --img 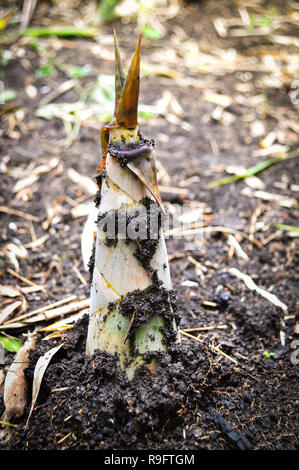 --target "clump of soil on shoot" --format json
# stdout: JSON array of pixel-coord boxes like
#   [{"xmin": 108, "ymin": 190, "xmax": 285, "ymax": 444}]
[
  {"xmin": 95, "ymin": 197, "xmax": 163, "ymax": 274},
  {"xmin": 87, "ymin": 245, "xmax": 96, "ymax": 283},
  {"xmin": 108, "ymin": 136, "xmax": 155, "ymax": 168},
  {"xmin": 117, "ymin": 283, "xmax": 179, "ymax": 349}
]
